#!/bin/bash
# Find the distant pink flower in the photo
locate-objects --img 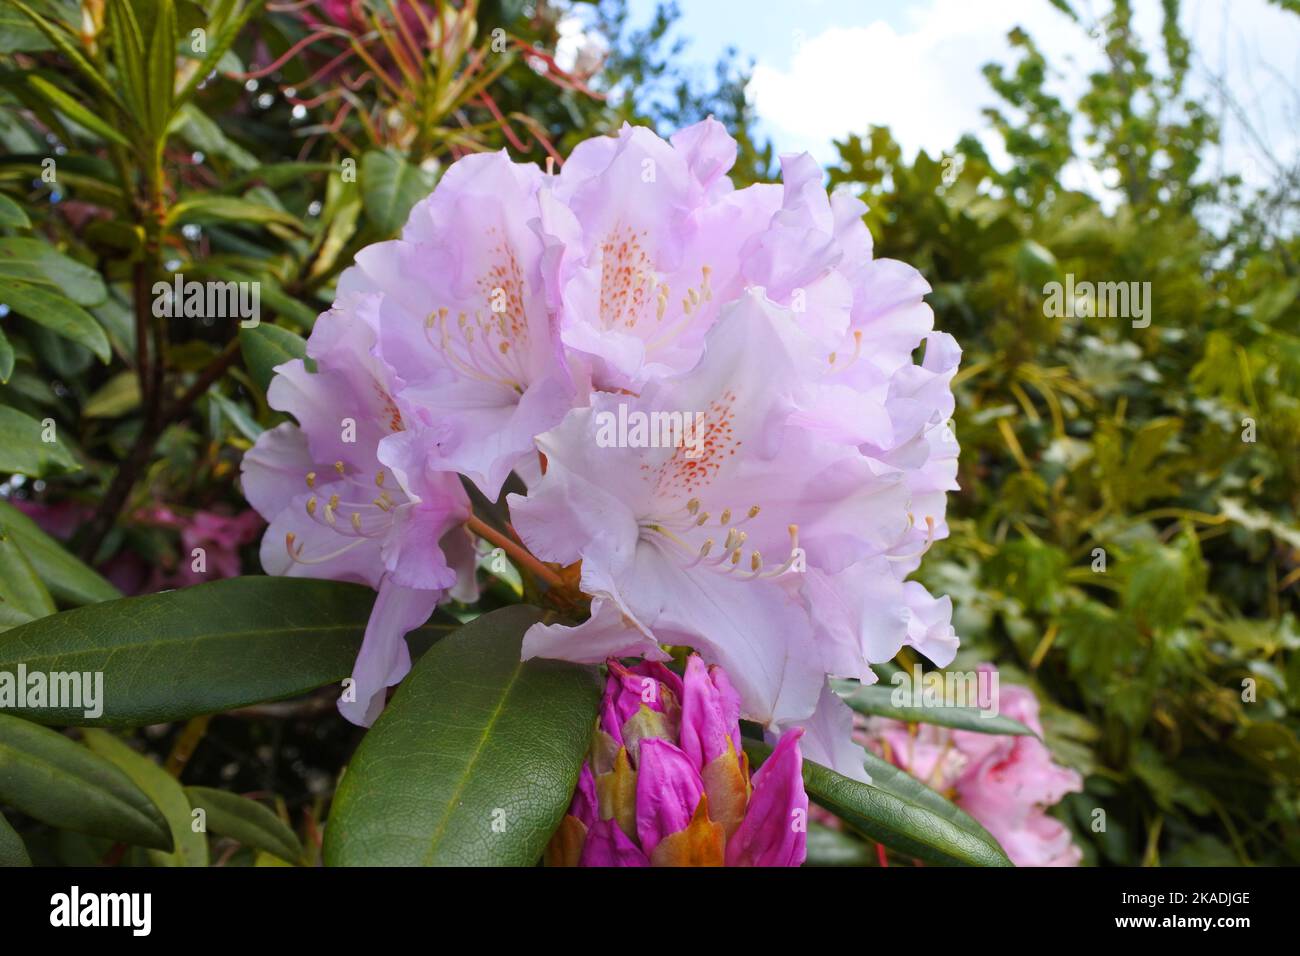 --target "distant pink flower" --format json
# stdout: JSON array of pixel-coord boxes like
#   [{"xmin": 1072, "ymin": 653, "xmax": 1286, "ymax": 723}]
[
  {"xmin": 546, "ymin": 655, "xmax": 808, "ymax": 867},
  {"xmin": 865, "ymin": 666, "xmax": 1084, "ymax": 866},
  {"xmin": 166, "ymin": 509, "xmax": 263, "ymax": 587}
]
